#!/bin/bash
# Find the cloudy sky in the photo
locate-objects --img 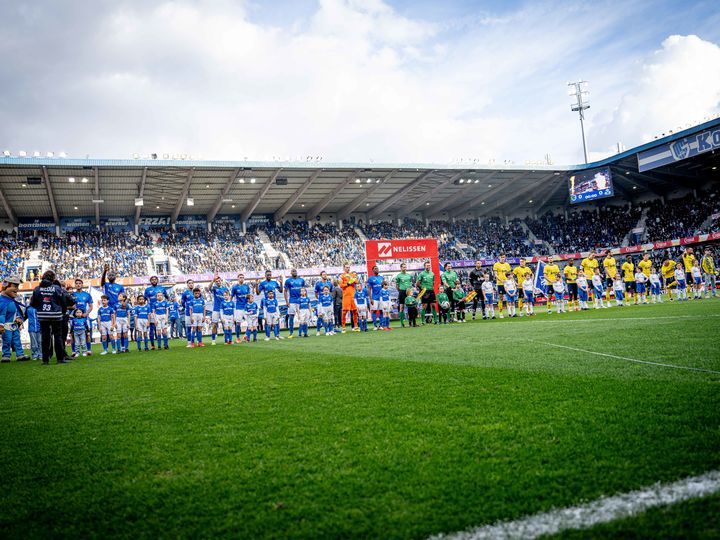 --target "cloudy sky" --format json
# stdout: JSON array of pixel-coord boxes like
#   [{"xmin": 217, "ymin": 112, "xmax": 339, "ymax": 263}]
[{"xmin": 1, "ymin": 0, "xmax": 719, "ymax": 165}]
